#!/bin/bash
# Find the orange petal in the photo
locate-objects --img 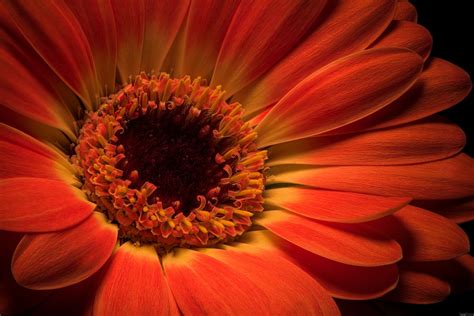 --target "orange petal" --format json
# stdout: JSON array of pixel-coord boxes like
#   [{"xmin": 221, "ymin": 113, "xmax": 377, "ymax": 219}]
[
  {"xmin": 257, "ymin": 210, "xmax": 402, "ymax": 266},
  {"xmin": 414, "ymin": 197, "xmax": 474, "ymax": 224},
  {"xmin": 327, "ymin": 58, "xmax": 472, "ymax": 134},
  {"xmin": 65, "ymin": 0, "xmax": 117, "ymax": 94},
  {"xmin": 268, "ymin": 117, "xmax": 465, "ymax": 166},
  {"xmin": 265, "ymin": 187, "xmax": 410, "ymax": 223},
  {"xmin": 3, "ymin": 0, "xmax": 98, "ymax": 108},
  {"xmin": 236, "ymin": 0, "xmax": 397, "ymax": 116},
  {"xmin": 368, "ymin": 205, "xmax": 470, "ymax": 262},
  {"xmin": 0, "ymin": 178, "xmax": 95, "ymax": 232},
  {"xmin": 0, "ymin": 106, "xmax": 72, "ymax": 149},
  {"xmin": 94, "ymin": 243, "xmax": 178, "ymax": 315},
  {"xmin": 393, "ymin": 1, "xmax": 417, "ymax": 22},
  {"xmin": 174, "ymin": 0, "xmax": 239, "ymax": 79},
  {"xmin": 370, "ymin": 20, "xmax": 432, "ymax": 60},
  {"xmin": 0, "ymin": 230, "xmax": 49, "ymax": 314},
  {"xmin": 280, "ymin": 240, "xmax": 399, "ymax": 299},
  {"xmin": 0, "ymin": 39, "xmax": 76, "ymax": 138},
  {"xmin": 272, "ymin": 153, "xmax": 474, "ymax": 200},
  {"xmin": 256, "ymin": 48, "xmax": 423, "ymax": 147},
  {"xmin": 0, "ymin": 124, "xmax": 76, "ymax": 184},
  {"xmin": 164, "ymin": 232, "xmax": 339, "ymax": 315},
  {"xmin": 140, "ymin": 0, "xmax": 189, "ymax": 74},
  {"xmin": 163, "ymin": 249, "xmax": 272, "ymax": 315},
  {"xmin": 383, "ymin": 268, "xmax": 450, "ymax": 304},
  {"xmin": 398, "ymin": 256, "xmax": 474, "ymax": 294},
  {"xmin": 210, "ymin": 0, "xmax": 327, "ymax": 96},
  {"xmin": 112, "ymin": 0, "xmax": 145, "ymax": 83},
  {"xmin": 12, "ymin": 212, "xmax": 116, "ymax": 290}
]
